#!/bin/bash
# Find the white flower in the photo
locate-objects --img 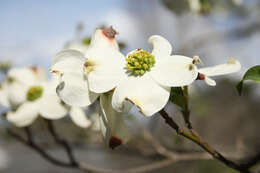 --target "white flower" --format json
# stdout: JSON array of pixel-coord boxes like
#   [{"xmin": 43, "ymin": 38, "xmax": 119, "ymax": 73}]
[
  {"xmin": 112, "ymin": 35, "xmax": 198, "ymax": 116},
  {"xmin": 6, "ymin": 67, "xmax": 46, "ymax": 106},
  {"xmin": 6, "ymin": 68, "xmax": 67, "ymax": 127},
  {"xmin": 195, "ymin": 57, "xmax": 241, "ymax": 86},
  {"xmin": 99, "ymin": 92, "xmax": 131, "ymax": 149},
  {"xmin": 0, "ymin": 83, "xmax": 10, "ymax": 107},
  {"xmin": 51, "ymin": 27, "xmax": 125, "ymax": 107}
]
